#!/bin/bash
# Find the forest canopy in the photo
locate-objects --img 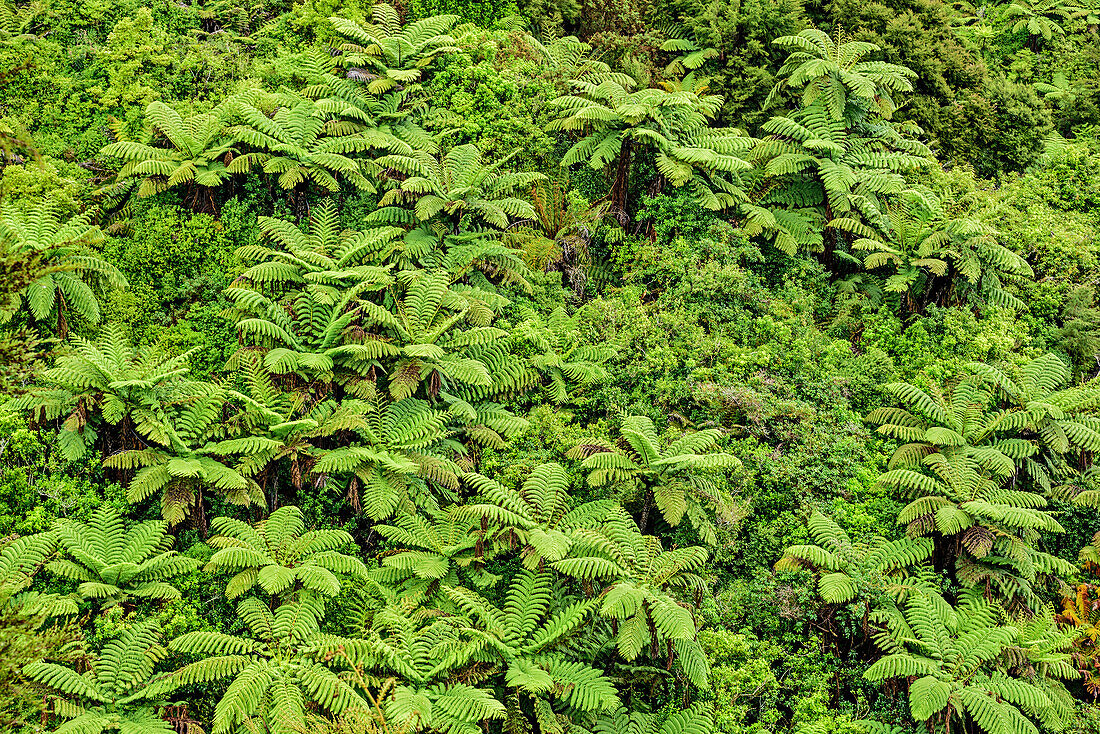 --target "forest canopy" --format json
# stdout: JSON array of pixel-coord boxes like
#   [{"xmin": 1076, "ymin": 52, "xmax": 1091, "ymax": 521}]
[{"xmin": 1, "ymin": 0, "xmax": 1100, "ymax": 733}]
